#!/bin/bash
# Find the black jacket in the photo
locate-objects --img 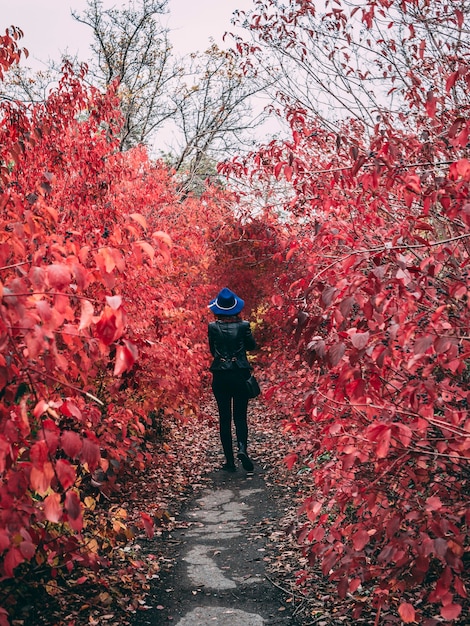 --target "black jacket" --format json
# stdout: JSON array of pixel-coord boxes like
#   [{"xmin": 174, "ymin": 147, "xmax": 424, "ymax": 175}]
[{"xmin": 208, "ymin": 320, "xmax": 257, "ymax": 371}]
